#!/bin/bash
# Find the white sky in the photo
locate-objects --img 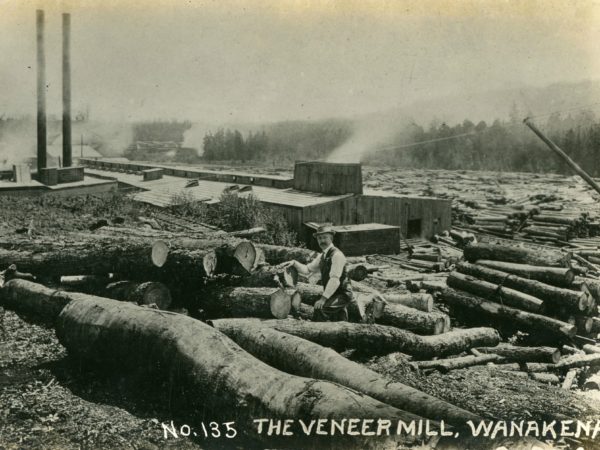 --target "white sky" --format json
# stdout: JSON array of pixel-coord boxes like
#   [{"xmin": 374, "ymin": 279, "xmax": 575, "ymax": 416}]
[{"xmin": 0, "ymin": 0, "xmax": 599, "ymax": 123}]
